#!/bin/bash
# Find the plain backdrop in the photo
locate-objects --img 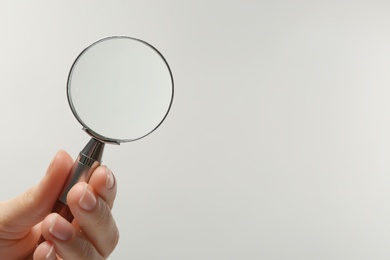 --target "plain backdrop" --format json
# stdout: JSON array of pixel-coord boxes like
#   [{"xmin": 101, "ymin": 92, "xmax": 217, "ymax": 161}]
[{"xmin": 1, "ymin": 1, "xmax": 390, "ymax": 259}]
